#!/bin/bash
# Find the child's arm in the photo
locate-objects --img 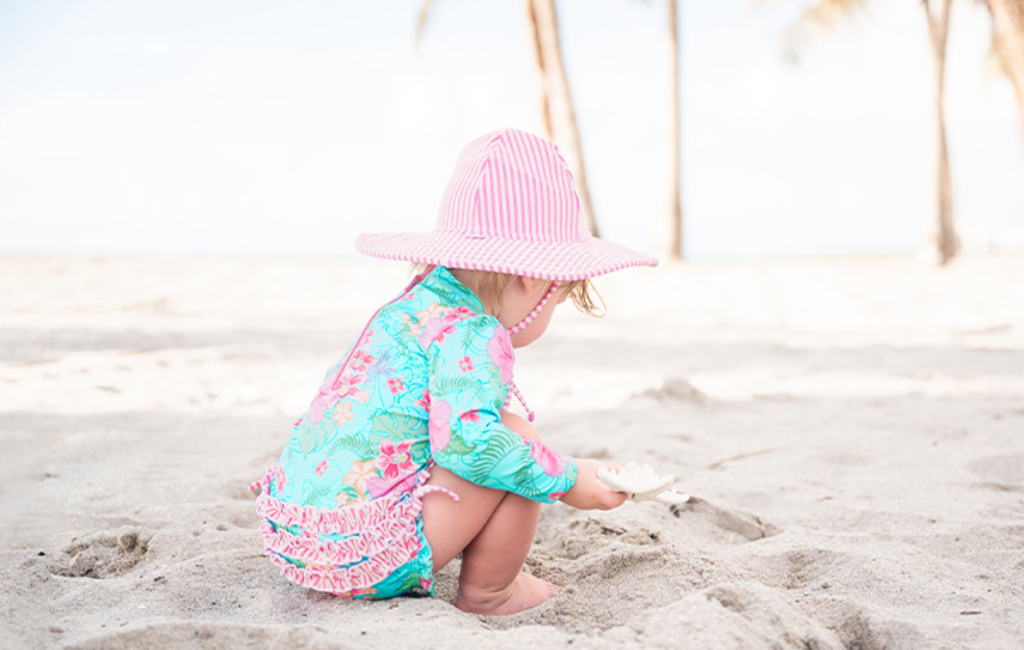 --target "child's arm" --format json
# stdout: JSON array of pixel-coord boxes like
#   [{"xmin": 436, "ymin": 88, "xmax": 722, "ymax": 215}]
[
  {"xmin": 497, "ymin": 411, "xmax": 625, "ymax": 511},
  {"xmin": 425, "ymin": 317, "xmax": 577, "ymax": 503},
  {"xmin": 559, "ymin": 458, "xmax": 629, "ymax": 510}
]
